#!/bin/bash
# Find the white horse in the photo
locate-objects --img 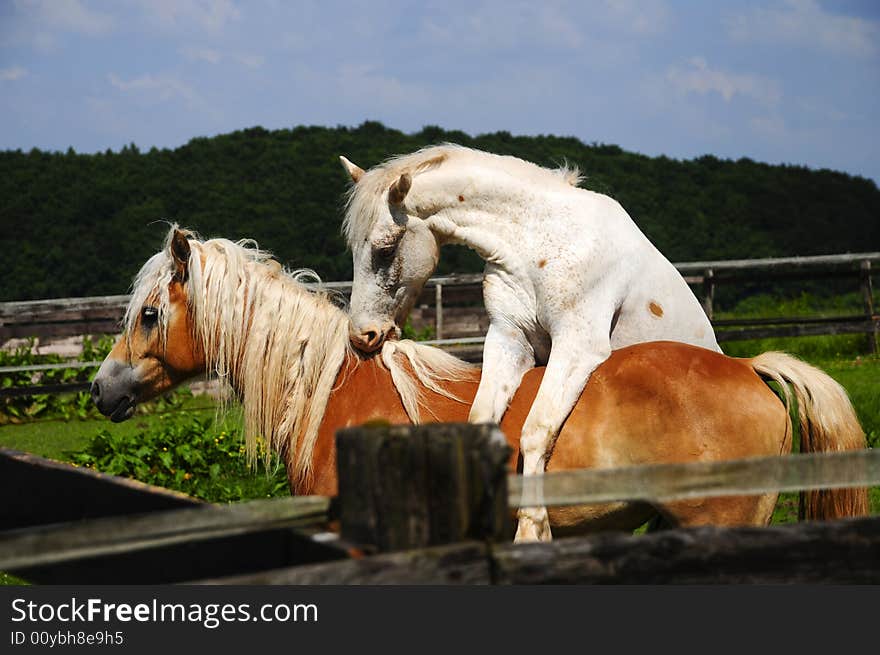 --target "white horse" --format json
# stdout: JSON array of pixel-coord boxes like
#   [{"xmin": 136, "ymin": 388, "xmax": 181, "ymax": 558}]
[{"xmin": 340, "ymin": 145, "xmax": 720, "ymax": 541}]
